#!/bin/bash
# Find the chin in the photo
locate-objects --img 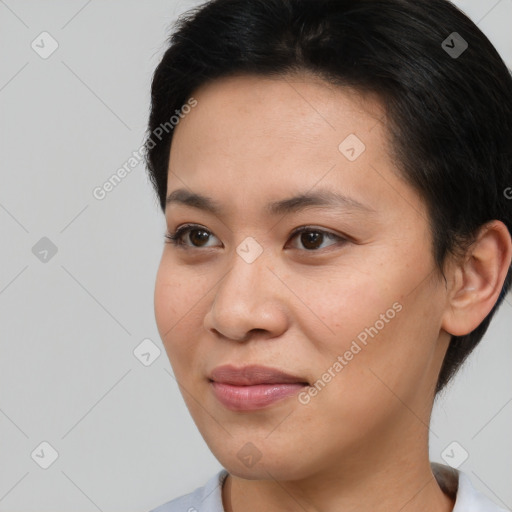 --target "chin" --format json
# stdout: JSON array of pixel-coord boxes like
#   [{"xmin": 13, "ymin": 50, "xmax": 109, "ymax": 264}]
[{"xmin": 208, "ymin": 439, "xmax": 317, "ymax": 481}]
